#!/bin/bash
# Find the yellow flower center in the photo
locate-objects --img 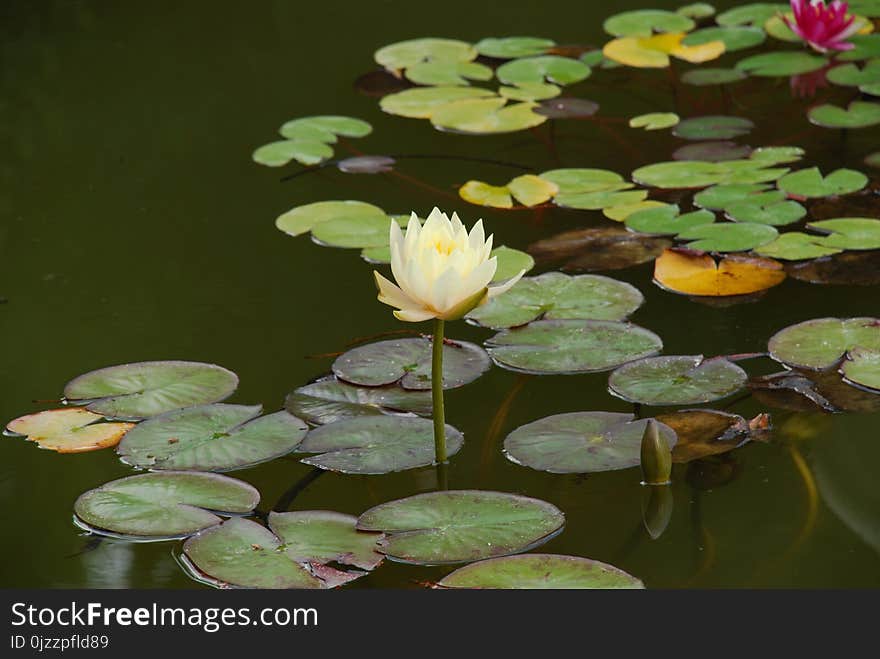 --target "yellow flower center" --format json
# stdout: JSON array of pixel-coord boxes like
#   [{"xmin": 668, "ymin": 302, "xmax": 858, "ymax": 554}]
[{"xmin": 433, "ymin": 239, "xmax": 455, "ymax": 255}]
